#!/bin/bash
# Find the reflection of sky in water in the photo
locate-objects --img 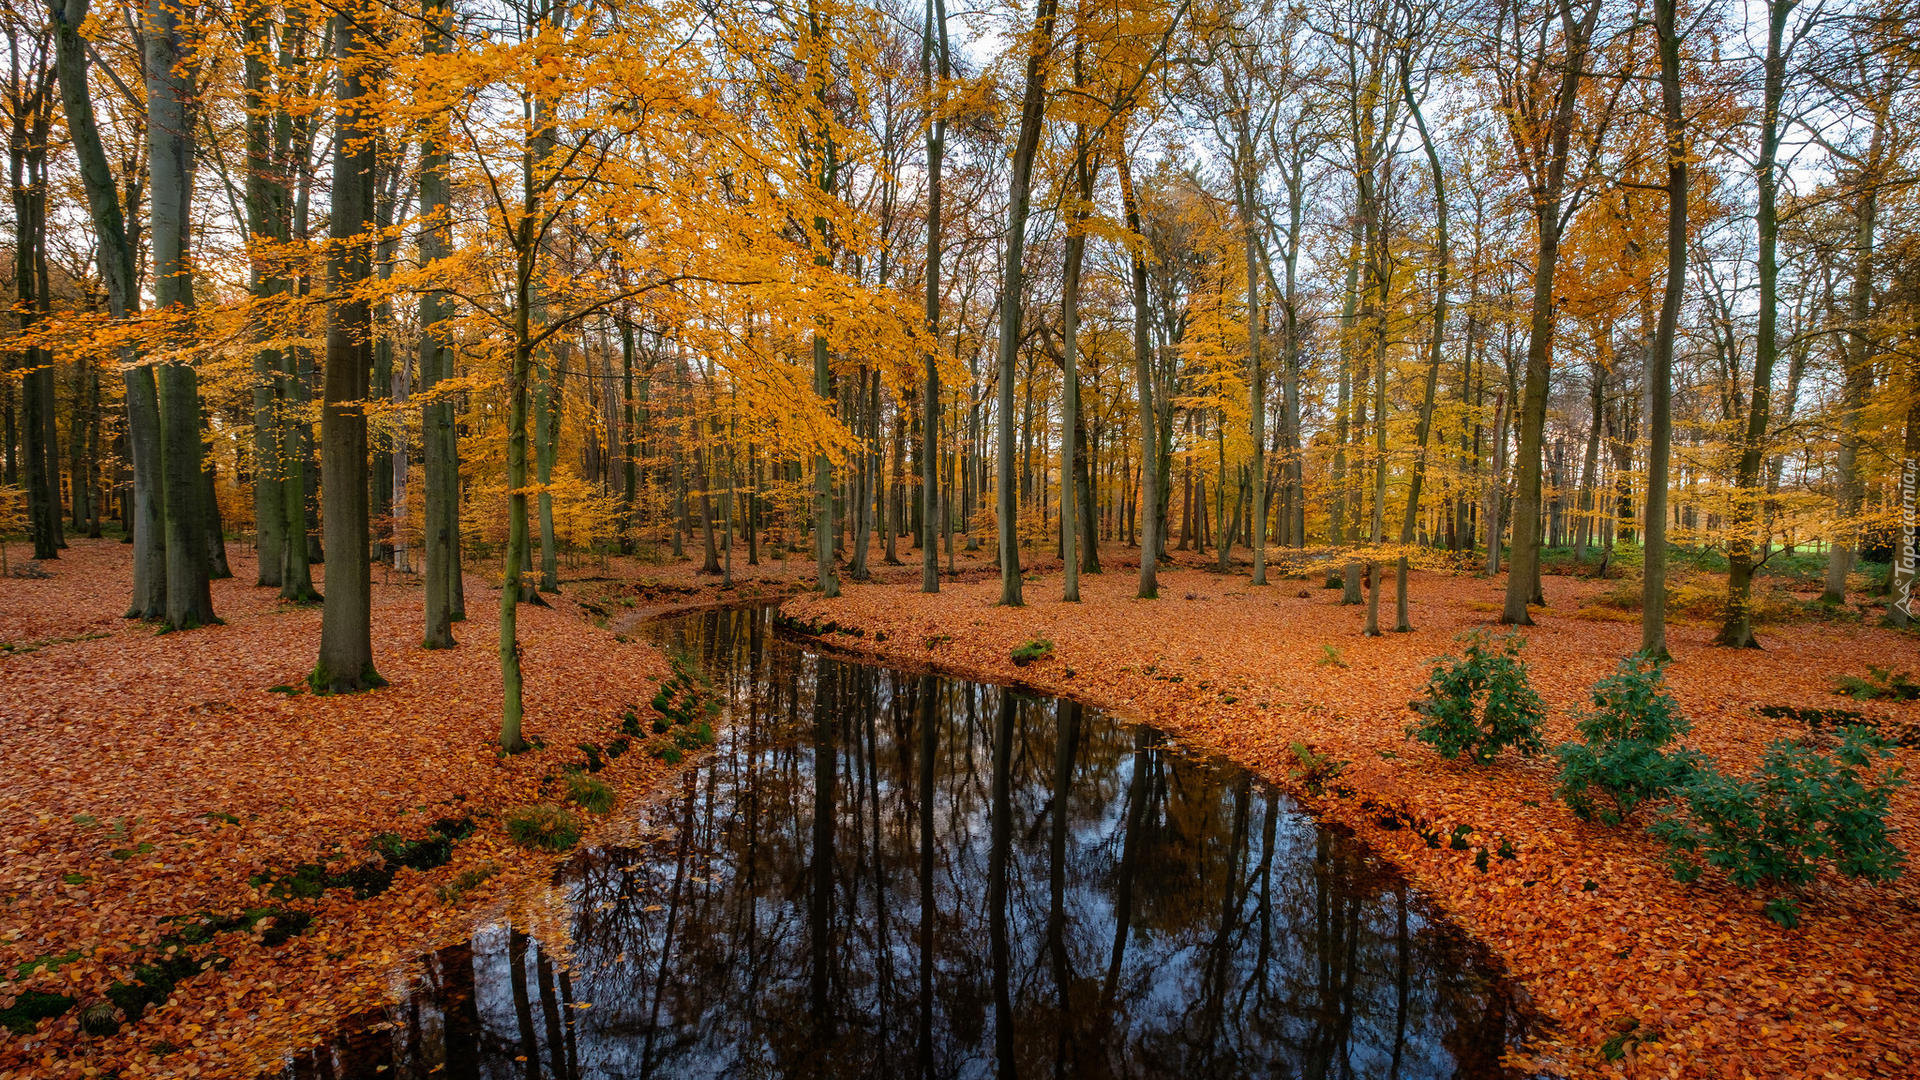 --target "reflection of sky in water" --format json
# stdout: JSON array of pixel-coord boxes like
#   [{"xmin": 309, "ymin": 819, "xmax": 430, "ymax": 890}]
[{"xmin": 283, "ymin": 606, "xmax": 1524, "ymax": 1080}]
